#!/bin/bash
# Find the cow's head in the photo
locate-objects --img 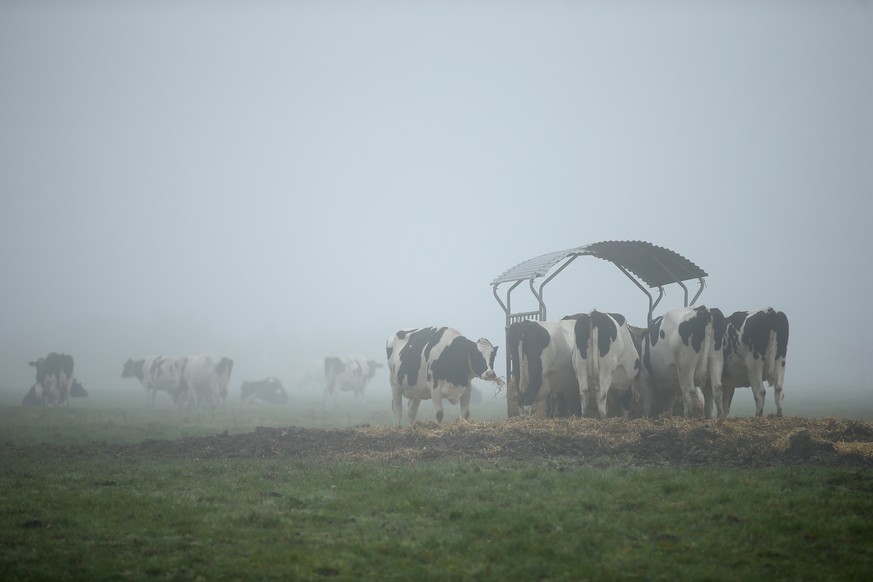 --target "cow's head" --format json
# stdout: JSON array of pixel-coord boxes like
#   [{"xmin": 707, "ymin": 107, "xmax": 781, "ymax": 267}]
[
  {"xmin": 28, "ymin": 358, "xmax": 47, "ymax": 382},
  {"xmin": 121, "ymin": 358, "xmax": 145, "ymax": 380},
  {"xmin": 240, "ymin": 381, "xmax": 252, "ymax": 399},
  {"xmin": 471, "ymin": 338, "xmax": 500, "ymax": 382}
]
